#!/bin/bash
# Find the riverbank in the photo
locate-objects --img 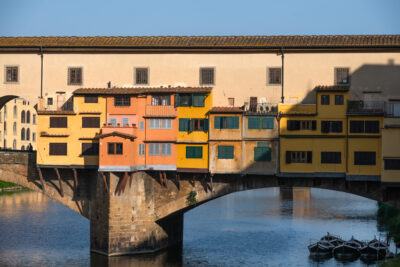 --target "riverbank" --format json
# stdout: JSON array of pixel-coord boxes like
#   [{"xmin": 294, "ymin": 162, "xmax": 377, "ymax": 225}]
[
  {"xmin": 377, "ymin": 203, "xmax": 400, "ymax": 266},
  {"xmin": 0, "ymin": 180, "xmax": 24, "ymax": 192}
]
